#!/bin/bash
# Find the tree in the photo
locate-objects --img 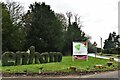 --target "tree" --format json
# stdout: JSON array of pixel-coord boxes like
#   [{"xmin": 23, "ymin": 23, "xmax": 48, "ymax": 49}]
[
  {"xmin": 66, "ymin": 11, "xmax": 72, "ymax": 26},
  {"xmin": 56, "ymin": 13, "xmax": 67, "ymax": 31},
  {"xmin": 6, "ymin": 1, "xmax": 24, "ymax": 25},
  {"xmin": 103, "ymin": 32, "xmax": 120, "ymax": 49},
  {"xmin": 23, "ymin": 2, "xmax": 64, "ymax": 53},
  {"xmin": 2, "ymin": 2, "xmax": 25, "ymax": 52}
]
